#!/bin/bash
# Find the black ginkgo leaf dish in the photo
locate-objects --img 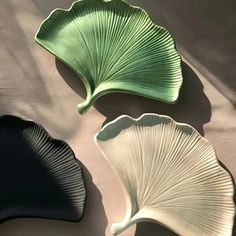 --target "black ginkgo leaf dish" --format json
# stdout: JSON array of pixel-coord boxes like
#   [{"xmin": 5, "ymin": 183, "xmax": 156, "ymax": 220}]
[{"xmin": 0, "ymin": 115, "xmax": 86, "ymax": 223}]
